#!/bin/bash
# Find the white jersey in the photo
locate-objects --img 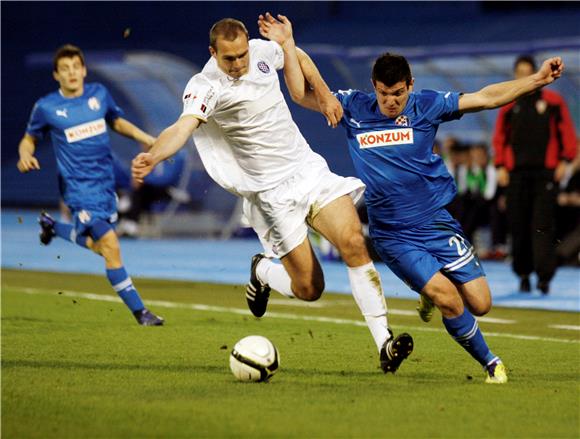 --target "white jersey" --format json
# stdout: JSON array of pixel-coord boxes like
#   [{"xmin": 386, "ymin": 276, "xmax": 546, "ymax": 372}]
[{"xmin": 181, "ymin": 39, "xmax": 313, "ymax": 196}]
